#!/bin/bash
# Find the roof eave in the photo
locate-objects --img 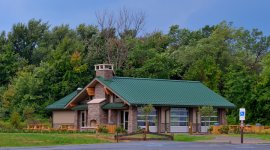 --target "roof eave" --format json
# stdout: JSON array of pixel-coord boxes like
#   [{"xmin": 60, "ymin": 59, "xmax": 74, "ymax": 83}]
[{"xmin": 64, "ymin": 79, "xmax": 98, "ymax": 109}]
